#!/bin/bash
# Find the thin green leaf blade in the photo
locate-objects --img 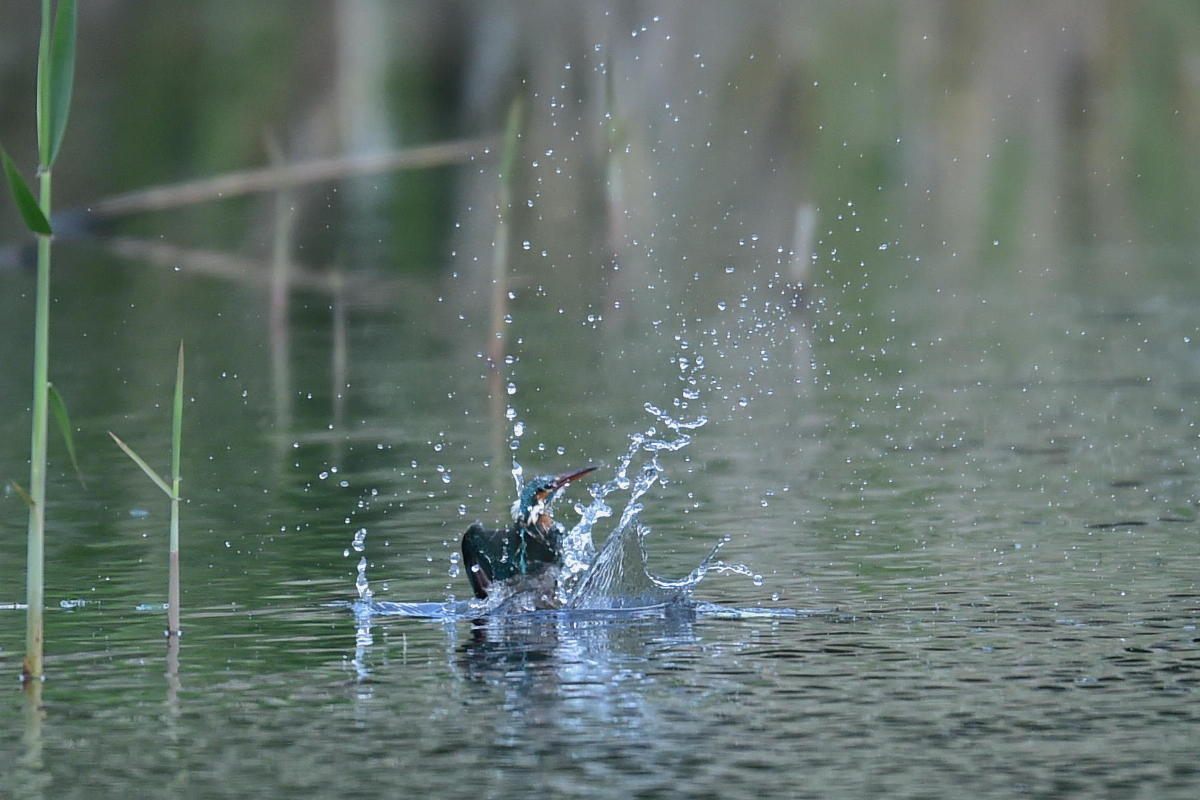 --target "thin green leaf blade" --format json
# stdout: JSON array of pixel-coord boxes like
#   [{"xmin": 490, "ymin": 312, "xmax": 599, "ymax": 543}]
[
  {"xmin": 36, "ymin": 0, "xmax": 53, "ymax": 165},
  {"xmin": 46, "ymin": 0, "xmax": 77, "ymax": 167},
  {"xmin": 9, "ymin": 481, "xmax": 36, "ymax": 509},
  {"xmin": 0, "ymin": 147, "xmax": 52, "ymax": 235},
  {"xmin": 171, "ymin": 341, "xmax": 184, "ymax": 484},
  {"xmin": 48, "ymin": 382, "xmax": 85, "ymax": 487},
  {"xmin": 109, "ymin": 431, "xmax": 174, "ymax": 498}
]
